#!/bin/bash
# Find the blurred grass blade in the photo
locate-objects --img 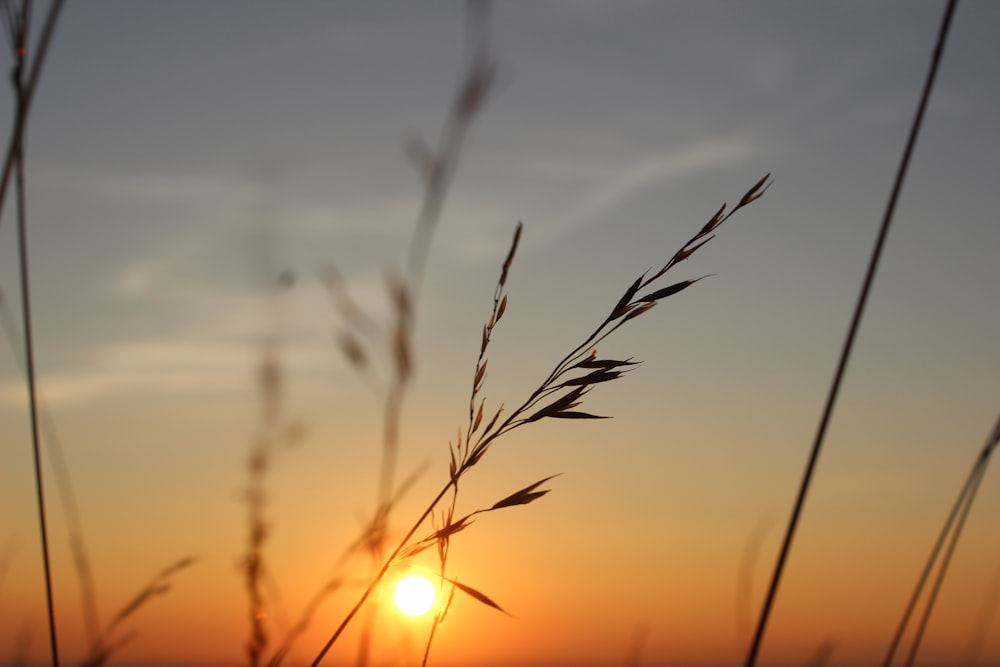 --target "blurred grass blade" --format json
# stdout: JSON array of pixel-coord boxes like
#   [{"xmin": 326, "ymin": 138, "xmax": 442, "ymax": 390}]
[{"xmin": 451, "ymin": 580, "xmax": 509, "ymax": 615}]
